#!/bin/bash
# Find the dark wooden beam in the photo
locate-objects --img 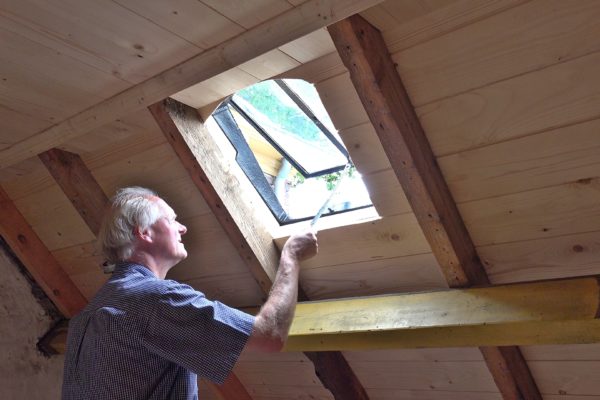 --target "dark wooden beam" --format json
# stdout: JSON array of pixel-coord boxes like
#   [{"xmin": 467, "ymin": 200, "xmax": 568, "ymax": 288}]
[
  {"xmin": 328, "ymin": 14, "xmax": 541, "ymax": 400},
  {"xmin": 0, "ymin": 186, "xmax": 87, "ymax": 317},
  {"xmin": 39, "ymin": 148, "xmax": 108, "ymax": 236},
  {"xmin": 149, "ymin": 99, "xmax": 370, "ymax": 400}
]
